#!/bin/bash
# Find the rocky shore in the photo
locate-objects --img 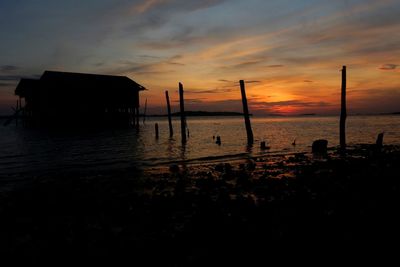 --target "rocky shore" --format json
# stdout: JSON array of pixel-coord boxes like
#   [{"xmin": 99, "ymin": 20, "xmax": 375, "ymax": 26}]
[{"xmin": 1, "ymin": 144, "xmax": 400, "ymax": 264}]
